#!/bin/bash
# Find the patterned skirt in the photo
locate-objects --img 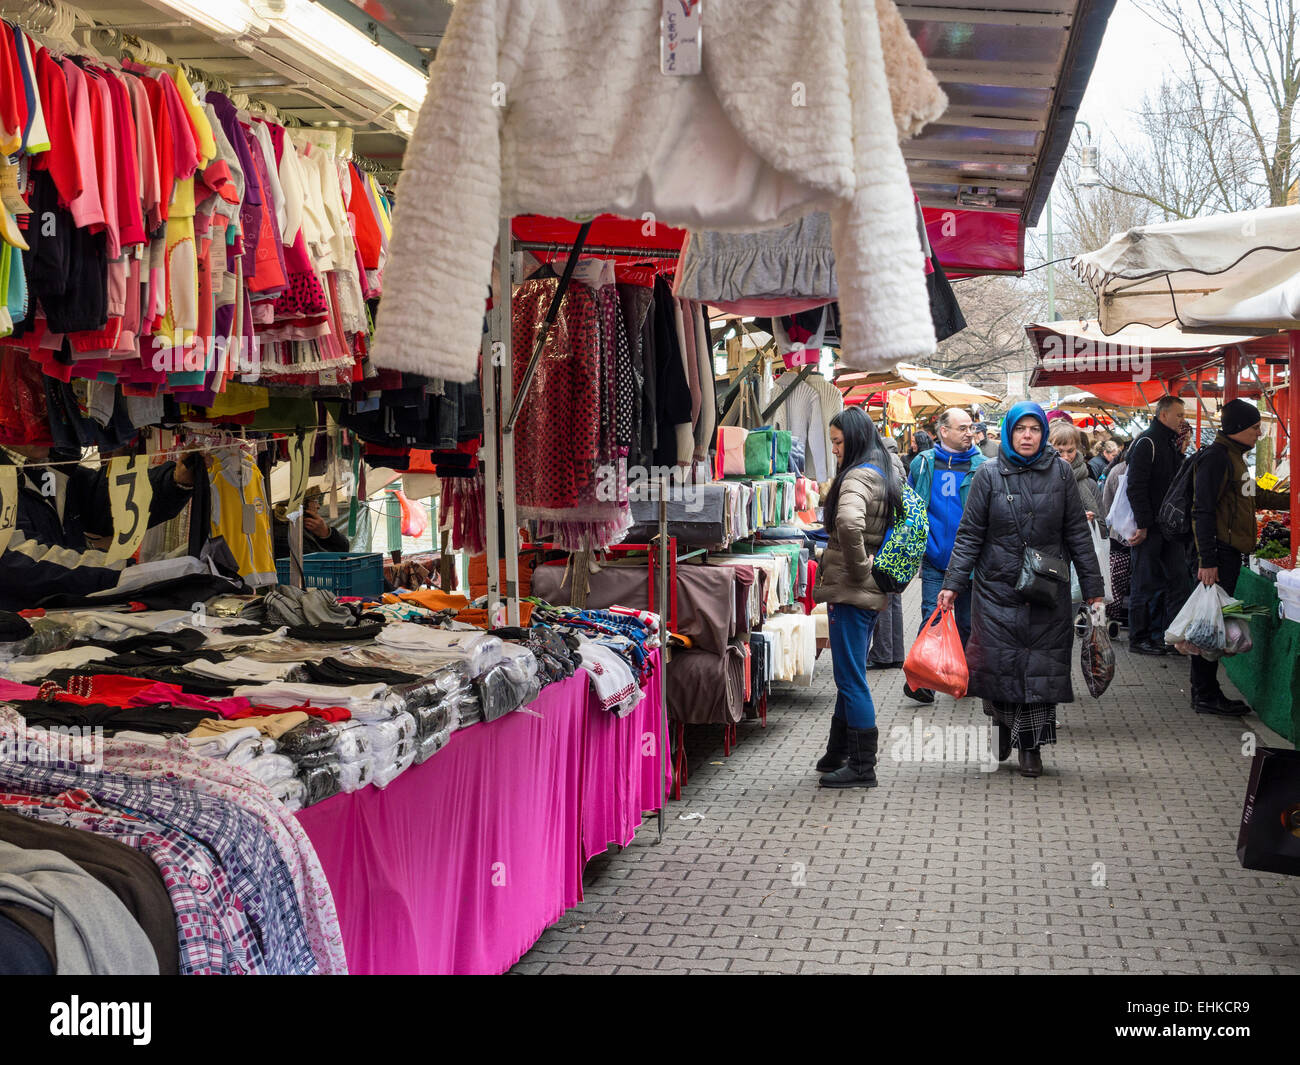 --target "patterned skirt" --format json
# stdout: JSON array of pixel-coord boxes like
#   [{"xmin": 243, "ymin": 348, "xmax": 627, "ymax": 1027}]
[
  {"xmin": 983, "ymin": 699, "xmax": 1057, "ymax": 749},
  {"xmin": 1106, "ymin": 541, "xmax": 1131, "ymax": 624}
]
